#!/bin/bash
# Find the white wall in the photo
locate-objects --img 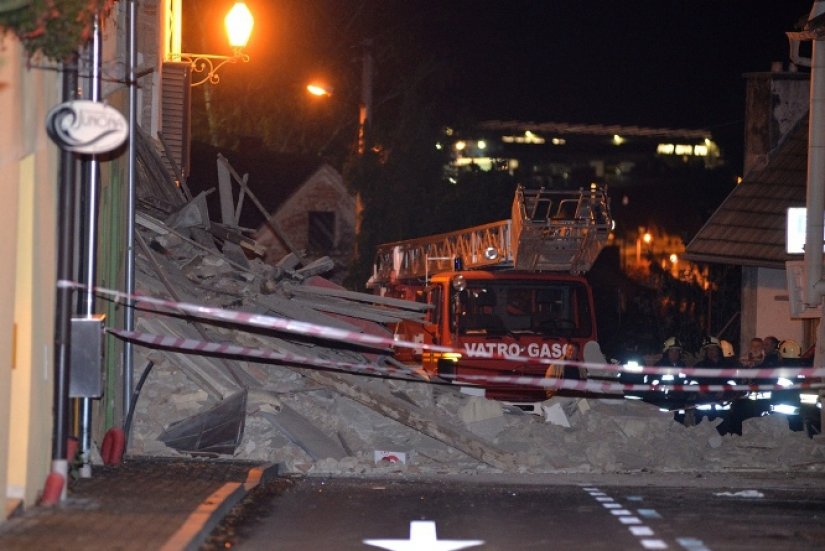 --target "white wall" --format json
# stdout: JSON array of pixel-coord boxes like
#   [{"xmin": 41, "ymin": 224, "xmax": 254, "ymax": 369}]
[{"xmin": 753, "ymin": 267, "xmax": 805, "ymax": 344}]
